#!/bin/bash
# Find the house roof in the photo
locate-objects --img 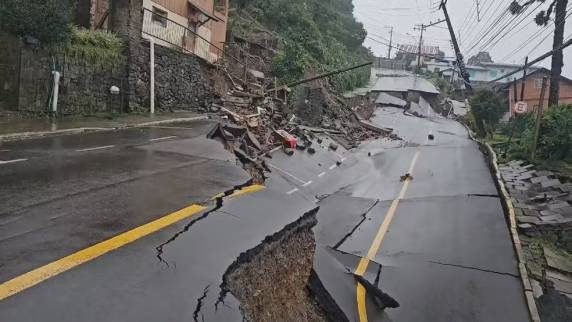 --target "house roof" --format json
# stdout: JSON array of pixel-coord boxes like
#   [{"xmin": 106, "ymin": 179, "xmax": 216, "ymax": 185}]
[{"xmin": 498, "ymin": 68, "xmax": 572, "ymax": 89}]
